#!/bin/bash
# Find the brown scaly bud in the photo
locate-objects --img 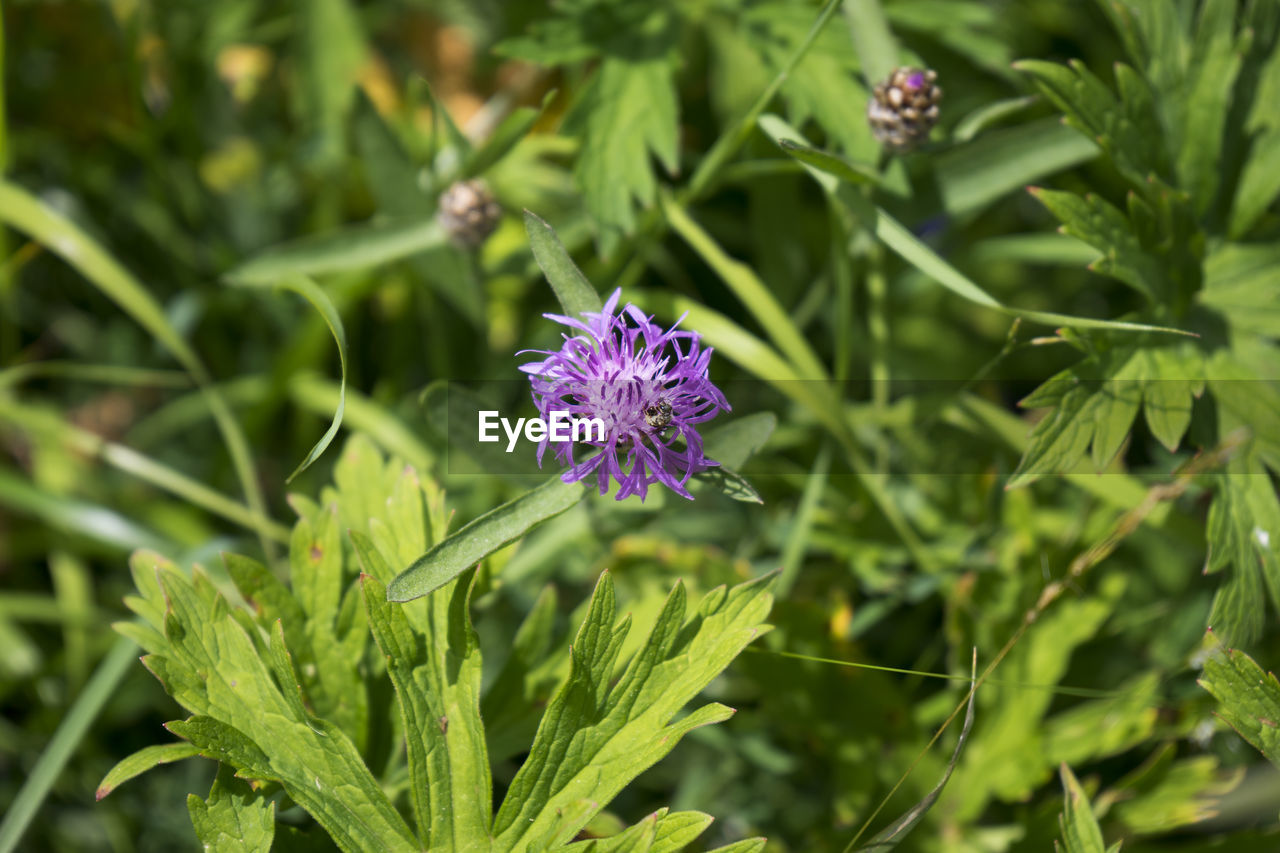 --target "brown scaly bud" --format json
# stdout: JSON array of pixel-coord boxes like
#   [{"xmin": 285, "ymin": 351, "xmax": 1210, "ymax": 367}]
[
  {"xmin": 437, "ymin": 179, "xmax": 502, "ymax": 249},
  {"xmin": 867, "ymin": 67, "xmax": 942, "ymax": 153}
]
